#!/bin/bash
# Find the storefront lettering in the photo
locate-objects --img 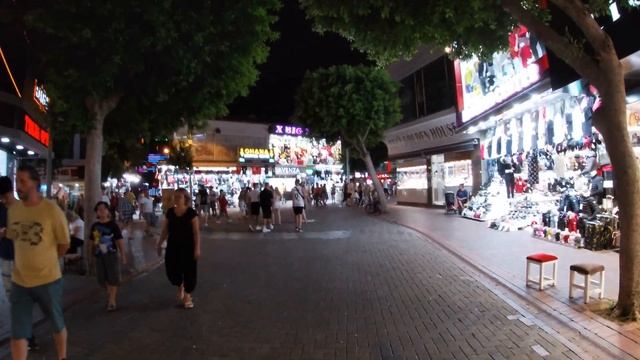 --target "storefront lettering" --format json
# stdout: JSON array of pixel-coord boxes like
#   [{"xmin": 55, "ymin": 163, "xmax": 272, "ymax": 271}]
[
  {"xmin": 238, "ymin": 147, "xmax": 275, "ymax": 163},
  {"xmin": 274, "ymin": 166, "xmax": 300, "ymax": 176},
  {"xmin": 388, "ymin": 122, "xmax": 457, "ymax": 145},
  {"xmin": 272, "ymin": 124, "xmax": 310, "ymax": 136},
  {"xmin": 33, "ymin": 80, "xmax": 49, "ymax": 112},
  {"xmin": 23, "ymin": 115, "xmax": 50, "ymax": 147}
]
